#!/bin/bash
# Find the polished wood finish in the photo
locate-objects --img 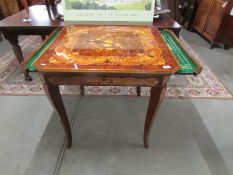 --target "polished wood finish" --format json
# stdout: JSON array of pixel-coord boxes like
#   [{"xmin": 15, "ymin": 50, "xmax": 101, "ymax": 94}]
[
  {"xmin": 0, "ymin": 5, "xmax": 63, "ymax": 79},
  {"xmin": 42, "ymin": 79, "xmax": 72, "ymax": 148},
  {"xmin": 36, "ymin": 26, "xmax": 180, "ymax": 148},
  {"xmin": 0, "ymin": 5, "xmax": 180, "ymax": 64},
  {"xmin": 41, "ymin": 73, "xmax": 174, "ymax": 149},
  {"xmin": 192, "ymin": 0, "xmax": 213, "ymax": 33},
  {"xmin": 21, "ymin": 0, "xmax": 30, "ymax": 18},
  {"xmin": 203, "ymin": 0, "xmax": 224, "ymax": 41},
  {"xmin": 0, "ymin": 5, "xmax": 63, "ymax": 28},
  {"xmin": 3, "ymin": 33, "xmax": 32, "ymax": 80},
  {"xmin": 34, "ymin": 26, "xmax": 179, "ymax": 74},
  {"xmin": 214, "ymin": 1, "xmax": 233, "ymax": 48},
  {"xmin": 0, "ymin": 5, "xmax": 181, "ymax": 80},
  {"xmin": 144, "ymin": 76, "xmax": 169, "ymax": 148},
  {"xmin": 153, "ymin": 14, "xmax": 181, "ymax": 37},
  {"xmin": 20, "ymin": 29, "xmax": 59, "ymax": 71},
  {"xmin": 47, "ymin": 76, "xmax": 160, "ymax": 87},
  {"xmin": 193, "ymin": 0, "xmax": 233, "ymax": 48}
]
